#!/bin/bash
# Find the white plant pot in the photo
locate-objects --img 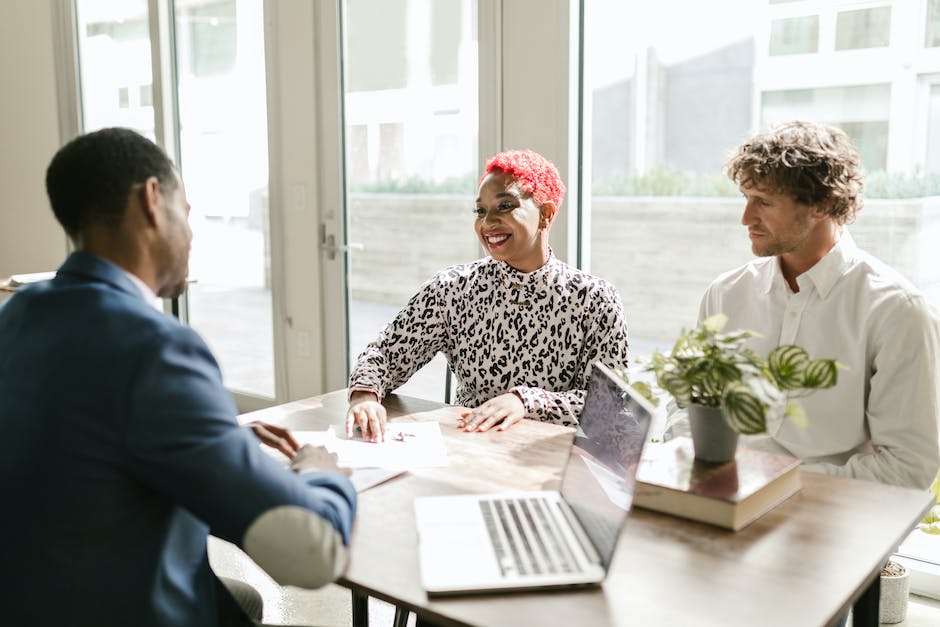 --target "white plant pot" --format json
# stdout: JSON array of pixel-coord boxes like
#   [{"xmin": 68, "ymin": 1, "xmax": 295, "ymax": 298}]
[{"xmin": 880, "ymin": 564, "xmax": 910, "ymax": 624}]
